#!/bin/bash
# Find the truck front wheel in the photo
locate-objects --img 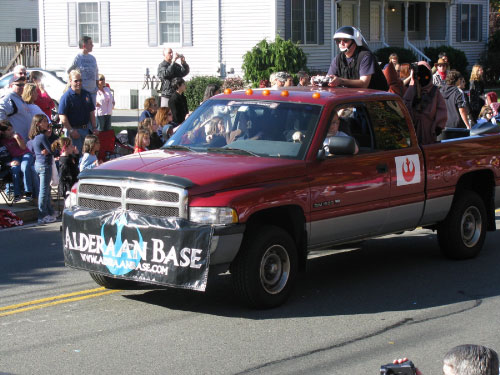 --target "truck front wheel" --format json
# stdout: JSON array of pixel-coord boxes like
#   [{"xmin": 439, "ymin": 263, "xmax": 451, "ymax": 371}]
[
  {"xmin": 89, "ymin": 272, "xmax": 139, "ymax": 289},
  {"xmin": 437, "ymin": 190, "xmax": 487, "ymax": 260},
  {"xmin": 231, "ymin": 226, "xmax": 298, "ymax": 309}
]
